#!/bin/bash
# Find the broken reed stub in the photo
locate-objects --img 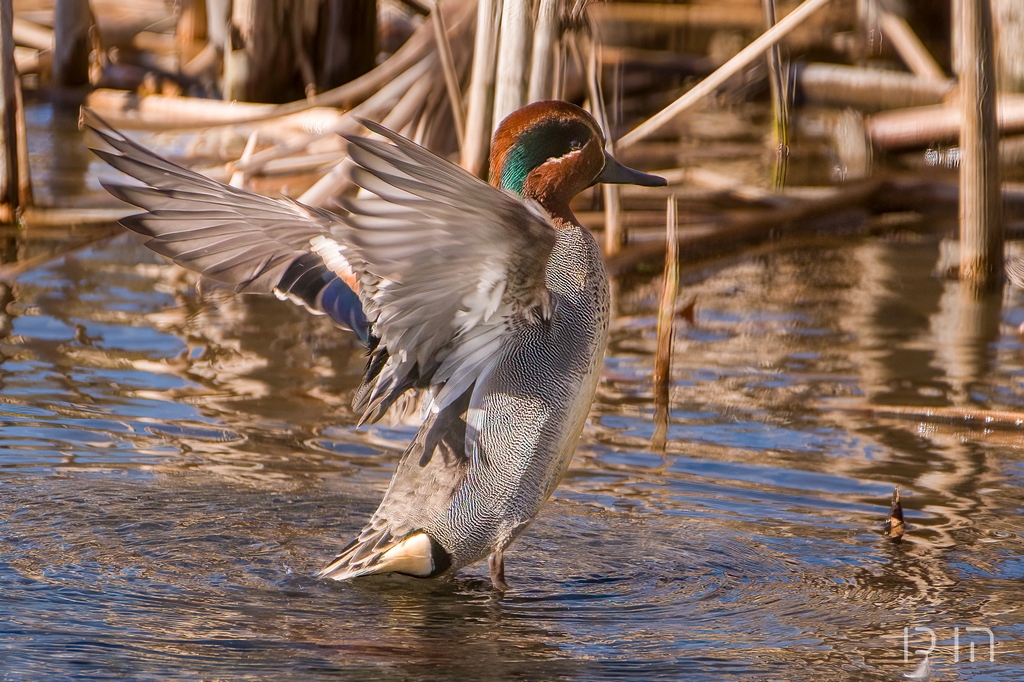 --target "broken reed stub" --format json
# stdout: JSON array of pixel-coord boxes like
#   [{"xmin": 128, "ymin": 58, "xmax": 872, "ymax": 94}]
[{"xmin": 884, "ymin": 485, "xmax": 905, "ymax": 541}]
